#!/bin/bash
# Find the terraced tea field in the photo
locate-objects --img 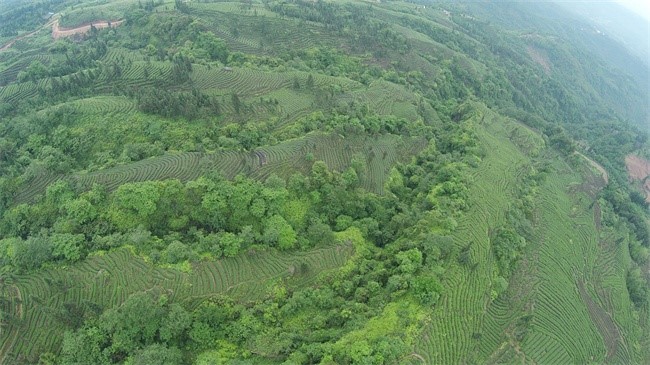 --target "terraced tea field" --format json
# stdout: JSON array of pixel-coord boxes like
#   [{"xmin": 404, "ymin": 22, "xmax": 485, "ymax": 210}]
[
  {"xmin": 187, "ymin": 3, "xmax": 340, "ymax": 54},
  {"xmin": 263, "ymin": 88, "xmax": 315, "ymax": 123},
  {"xmin": 510, "ymin": 165, "xmax": 636, "ymax": 364},
  {"xmin": 341, "ymin": 80, "xmax": 418, "ymax": 118},
  {"xmin": 413, "ymin": 107, "xmax": 539, "ymax": 364},
  {"xmin": 0, "ymin": 0, "xmax": 645, "ymax": 363},
  {"xmin": 0, "ymin": 54, "xmax": 56, "ymax": 86},
  {"xmin": 0, "ymin": 243, "xmax": 354, "ymax": 363},
  {"xmin": 14, "ymin": 132, "xmax": 426, "ymax": 203},
  {"xmin": 0, "ymin": 79, "xmax": 44, "ymax": 104},
  {"xmin": 412, "ymin": 106, "xmax": 640, "ymax": 363},
  {"xmin": 191, "ymin": 66, "xmax": 360, "ymax": 97},
  {"xmin": 94, "ymin": 60, "xmax": 174, "ymax": 91},
  {"xmin": 63, "ymin": 95, "xmax": 137, "ymax": 115}
]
